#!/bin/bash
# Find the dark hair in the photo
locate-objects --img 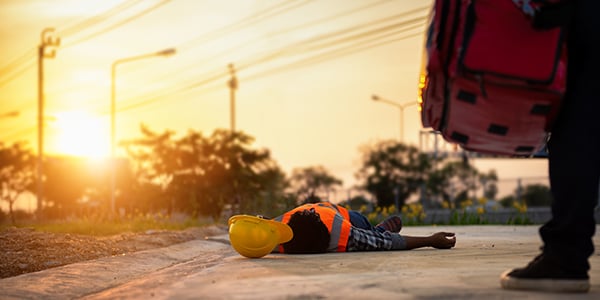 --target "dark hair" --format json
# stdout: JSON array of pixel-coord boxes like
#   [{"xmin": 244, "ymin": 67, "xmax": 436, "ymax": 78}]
[{"xmin": 282, "ymin": 209, "xmax": 330, "ymax": 254}]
